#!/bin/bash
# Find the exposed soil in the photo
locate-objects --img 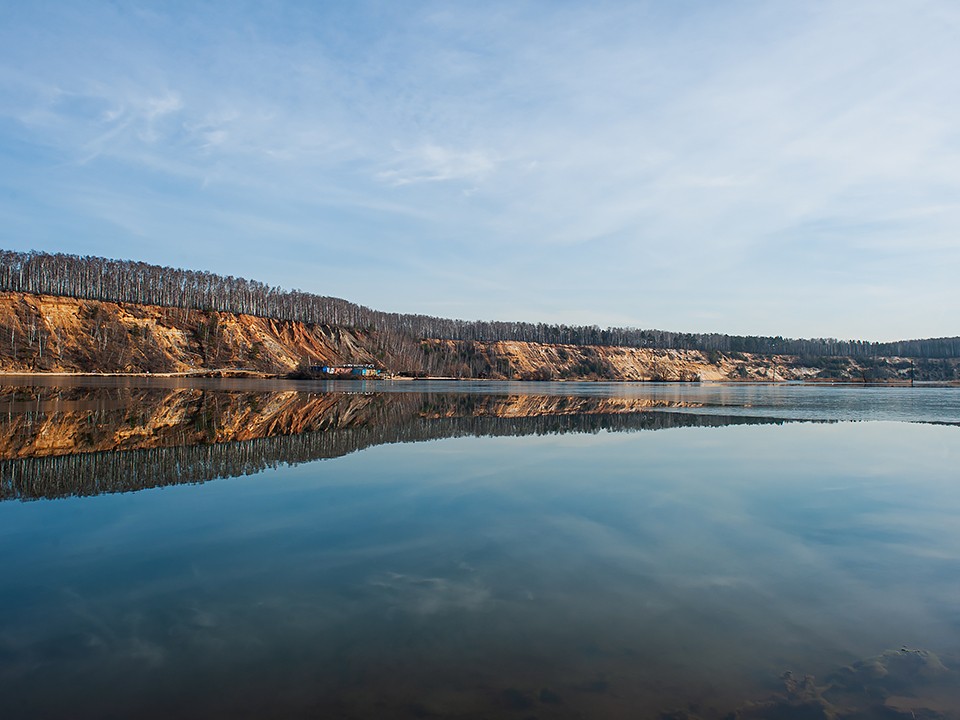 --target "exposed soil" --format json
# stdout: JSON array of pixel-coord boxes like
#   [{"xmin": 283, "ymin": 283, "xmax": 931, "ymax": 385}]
[{"xmin": 1, "ymin": 292, "xmax": 953, "ymax": 382}]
